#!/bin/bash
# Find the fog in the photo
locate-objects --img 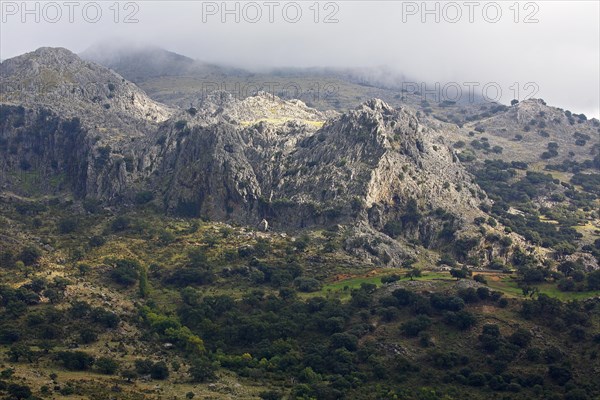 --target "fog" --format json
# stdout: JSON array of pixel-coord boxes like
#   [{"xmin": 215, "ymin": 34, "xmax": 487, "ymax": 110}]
[{"xmin": 1, "ymin": 1, "xmax": 598, "ymax": 117}]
